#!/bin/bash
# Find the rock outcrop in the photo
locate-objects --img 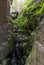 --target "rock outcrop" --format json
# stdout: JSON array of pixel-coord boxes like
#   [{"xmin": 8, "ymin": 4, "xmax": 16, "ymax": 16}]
[
  {"xmin": 25, "ymin": 15, "xmax": 44, "ymax": 65},
  {"xmin": 0, "ymin": 0, "xmax": 44, "ymax": 65},
  {"xmin": 0, "ymin": 0, "xmax": 13, "ymax": 61}
]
